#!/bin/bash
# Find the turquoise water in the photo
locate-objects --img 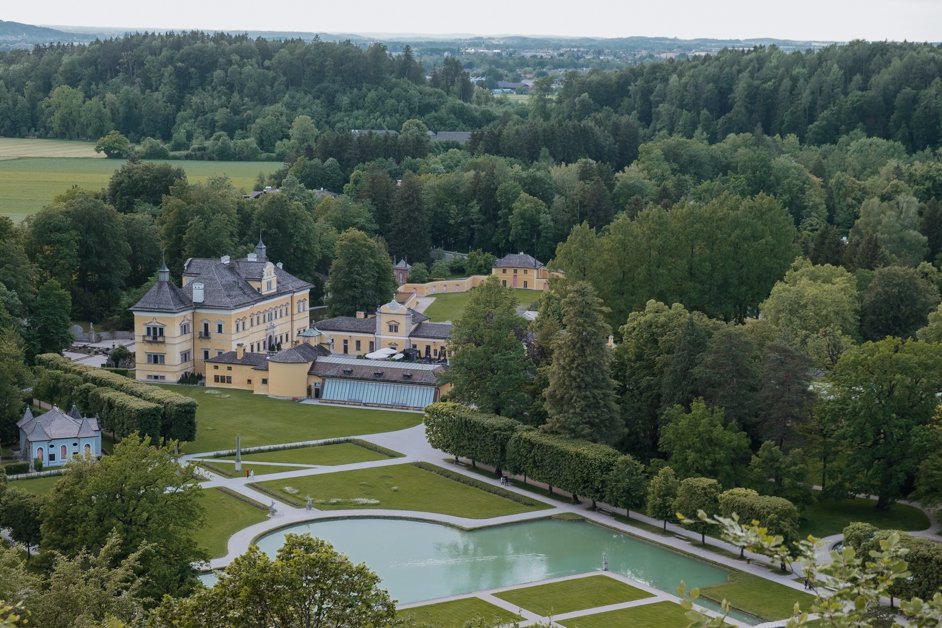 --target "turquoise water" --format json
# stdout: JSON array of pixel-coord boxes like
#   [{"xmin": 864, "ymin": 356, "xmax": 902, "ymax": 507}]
[{"xmin": 249, "ymin": 517, "xmax": 729, "ymax": 604}]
